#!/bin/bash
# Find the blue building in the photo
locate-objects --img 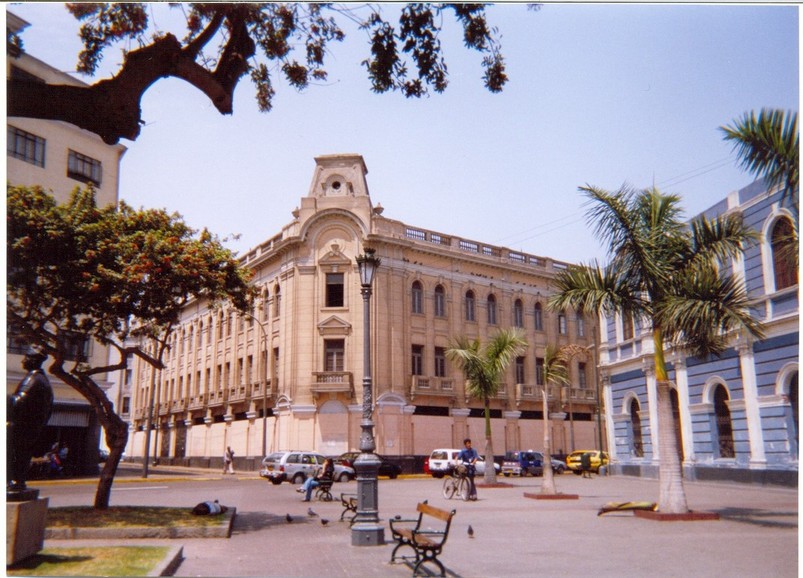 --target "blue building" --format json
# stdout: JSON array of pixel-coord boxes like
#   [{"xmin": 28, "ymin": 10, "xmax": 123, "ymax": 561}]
[{"xmin": 599, "ymin": 179, "xmax": 798, "ymax": 486}]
